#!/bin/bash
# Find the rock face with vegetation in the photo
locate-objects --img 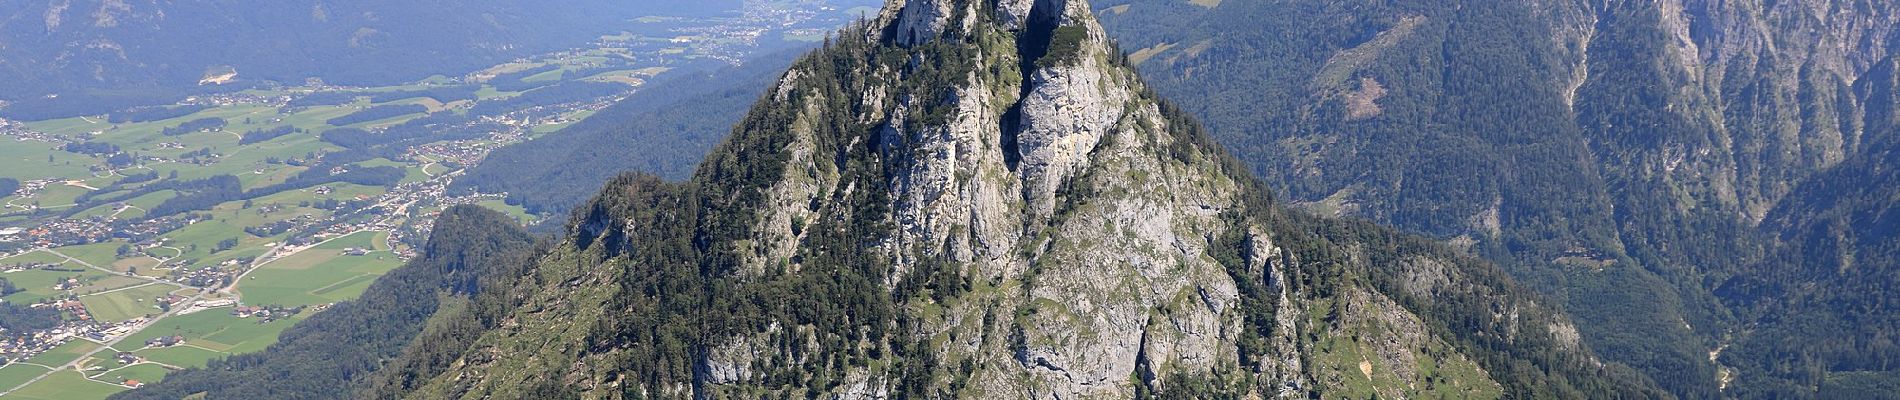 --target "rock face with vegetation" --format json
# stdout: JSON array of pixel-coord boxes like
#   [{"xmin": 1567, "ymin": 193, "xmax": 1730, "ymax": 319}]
[
  {"xmin": 1096, "ymin": 0, "xmax": 1900, "ymax": 397},
  {"xmin": 355, "ymin": 0, "xmax": 1658, "ymax": 398}
]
